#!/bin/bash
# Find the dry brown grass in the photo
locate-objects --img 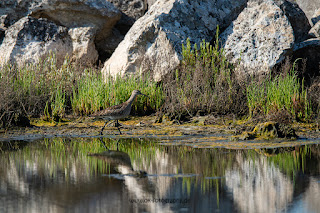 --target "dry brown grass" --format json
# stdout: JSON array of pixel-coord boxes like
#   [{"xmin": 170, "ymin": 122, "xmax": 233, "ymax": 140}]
[{"xmin": 160, "ymin": 38, "xmax": 248, "ymax": 121}]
